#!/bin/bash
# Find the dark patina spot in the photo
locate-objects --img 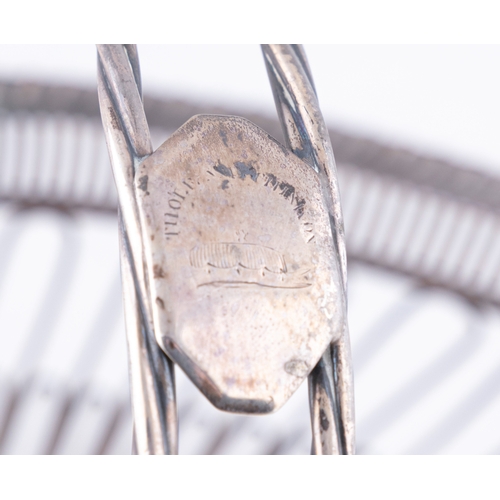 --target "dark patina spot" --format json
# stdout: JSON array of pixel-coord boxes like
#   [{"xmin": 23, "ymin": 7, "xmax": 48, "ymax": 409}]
[
  {"xmin": 108, "ymin": 107, "xmax": 120, "ymax": 130},
  {"xmin": 320, "ymin": 409, "xmax": 330, "ymax": 431},
  {"xmin": 138, "ymin": 175, "xmax": 148, "ymax": 192},
  {"xmin": 234, "ymin": 161, "xmax": 258, "ymax": 182},
  {"xmin": 219, "ymin": 129, "xmax": 229, "ymax": 147},
  {"xmin": 153, "ymin": 265, "xmax": 165, "ymax": 278},
  {"xmin": 214, "ymin": 161, "xmax": 233, "ymax": 178}
]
